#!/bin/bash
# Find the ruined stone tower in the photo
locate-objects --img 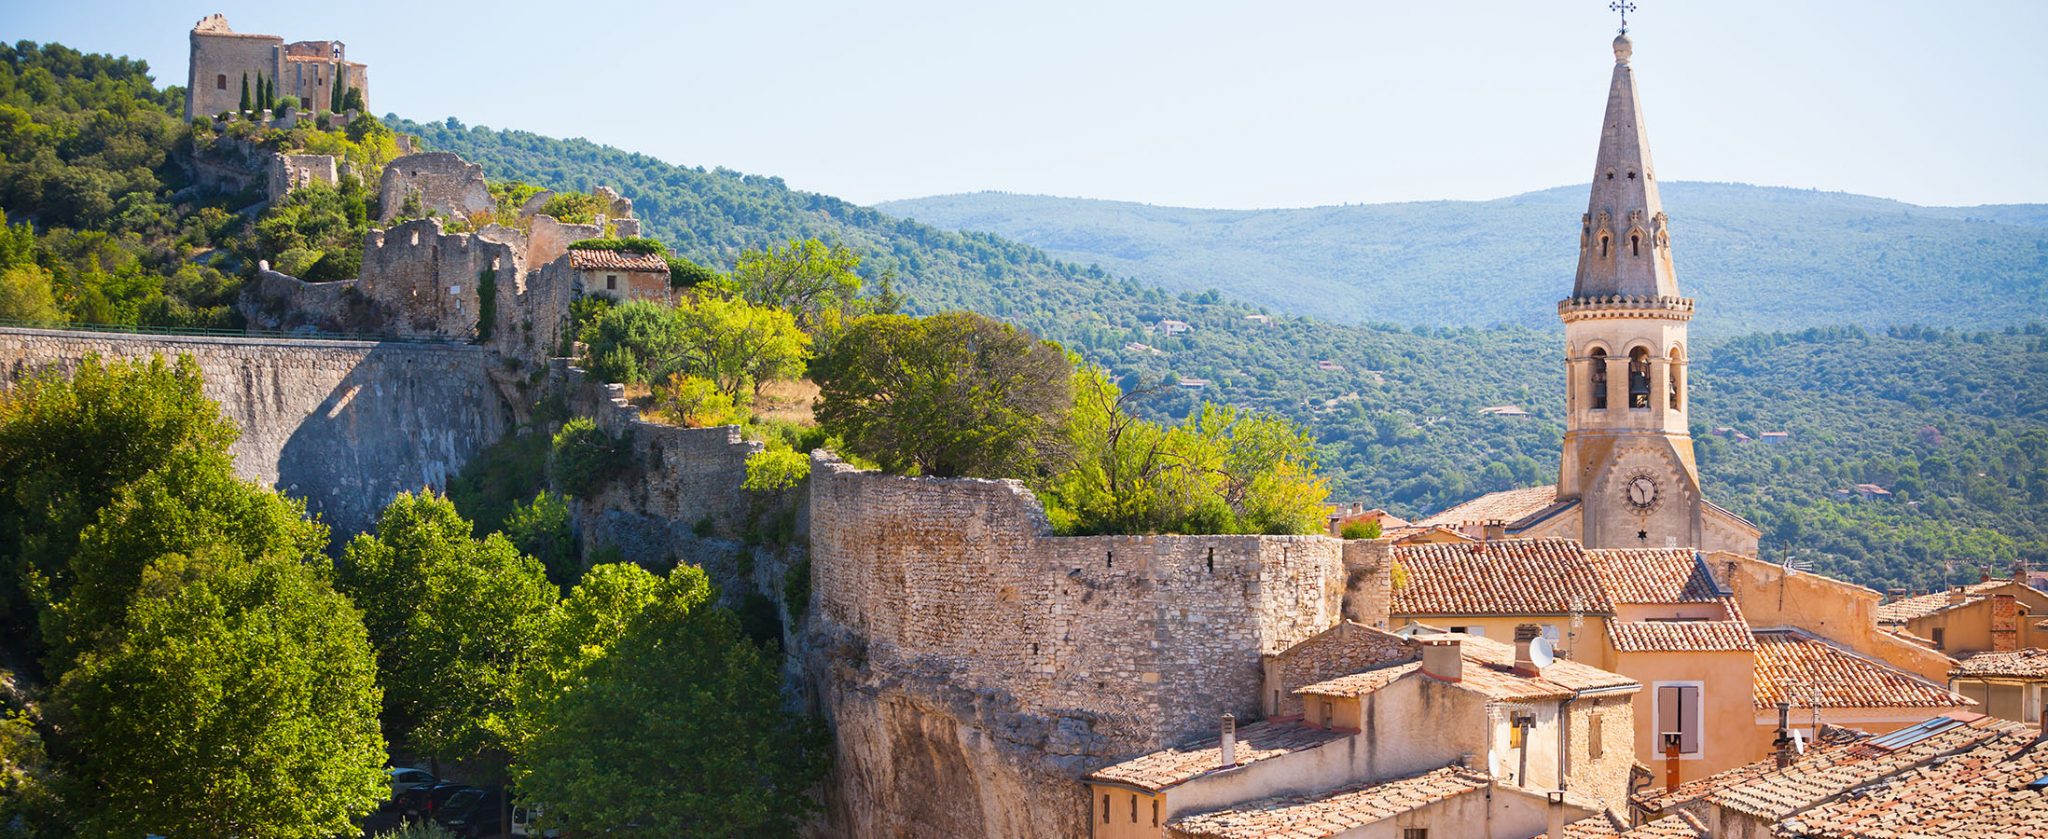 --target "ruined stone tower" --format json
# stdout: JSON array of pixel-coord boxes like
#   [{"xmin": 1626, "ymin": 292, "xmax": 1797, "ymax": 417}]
[{"xmin": 1554, "ymin": 31, "xmax": 1758, "ymax": 554}]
